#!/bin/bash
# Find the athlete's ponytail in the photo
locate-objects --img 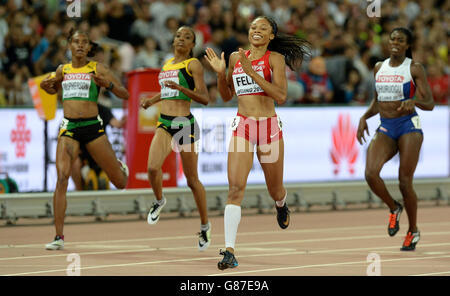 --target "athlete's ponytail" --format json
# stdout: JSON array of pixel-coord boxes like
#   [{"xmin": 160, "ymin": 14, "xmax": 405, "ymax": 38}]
[
  {"xmin": 256, "ymin": 16, "xmax": 311, "ymax": 70},
  {"xmin": 390, "ymin": 27, "xmax": 413, "ymax": 59}
]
